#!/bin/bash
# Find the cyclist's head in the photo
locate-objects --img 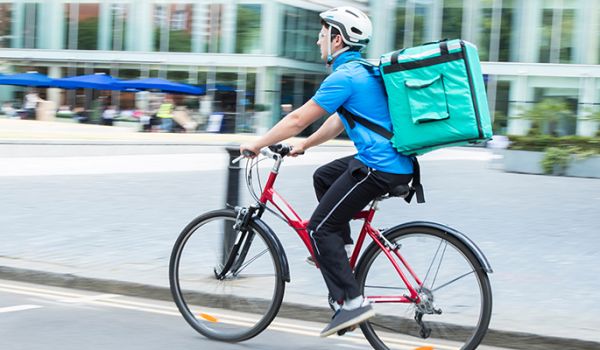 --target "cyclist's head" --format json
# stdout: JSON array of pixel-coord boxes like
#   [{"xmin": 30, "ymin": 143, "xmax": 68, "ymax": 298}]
[{"xmin": 318, "ymin": 6, "xmax": 372, "ymax": 64}]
